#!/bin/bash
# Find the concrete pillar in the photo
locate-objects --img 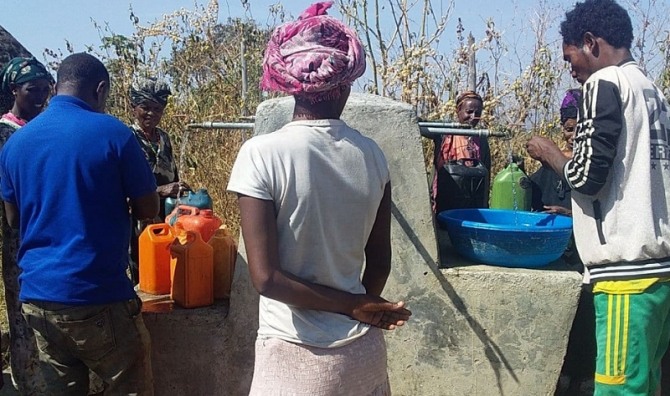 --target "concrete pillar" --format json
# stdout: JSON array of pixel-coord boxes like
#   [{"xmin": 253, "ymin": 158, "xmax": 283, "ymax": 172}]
[{"xmin": 251, "ymin": 93, "xmax": 582, "ymax": 396}]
